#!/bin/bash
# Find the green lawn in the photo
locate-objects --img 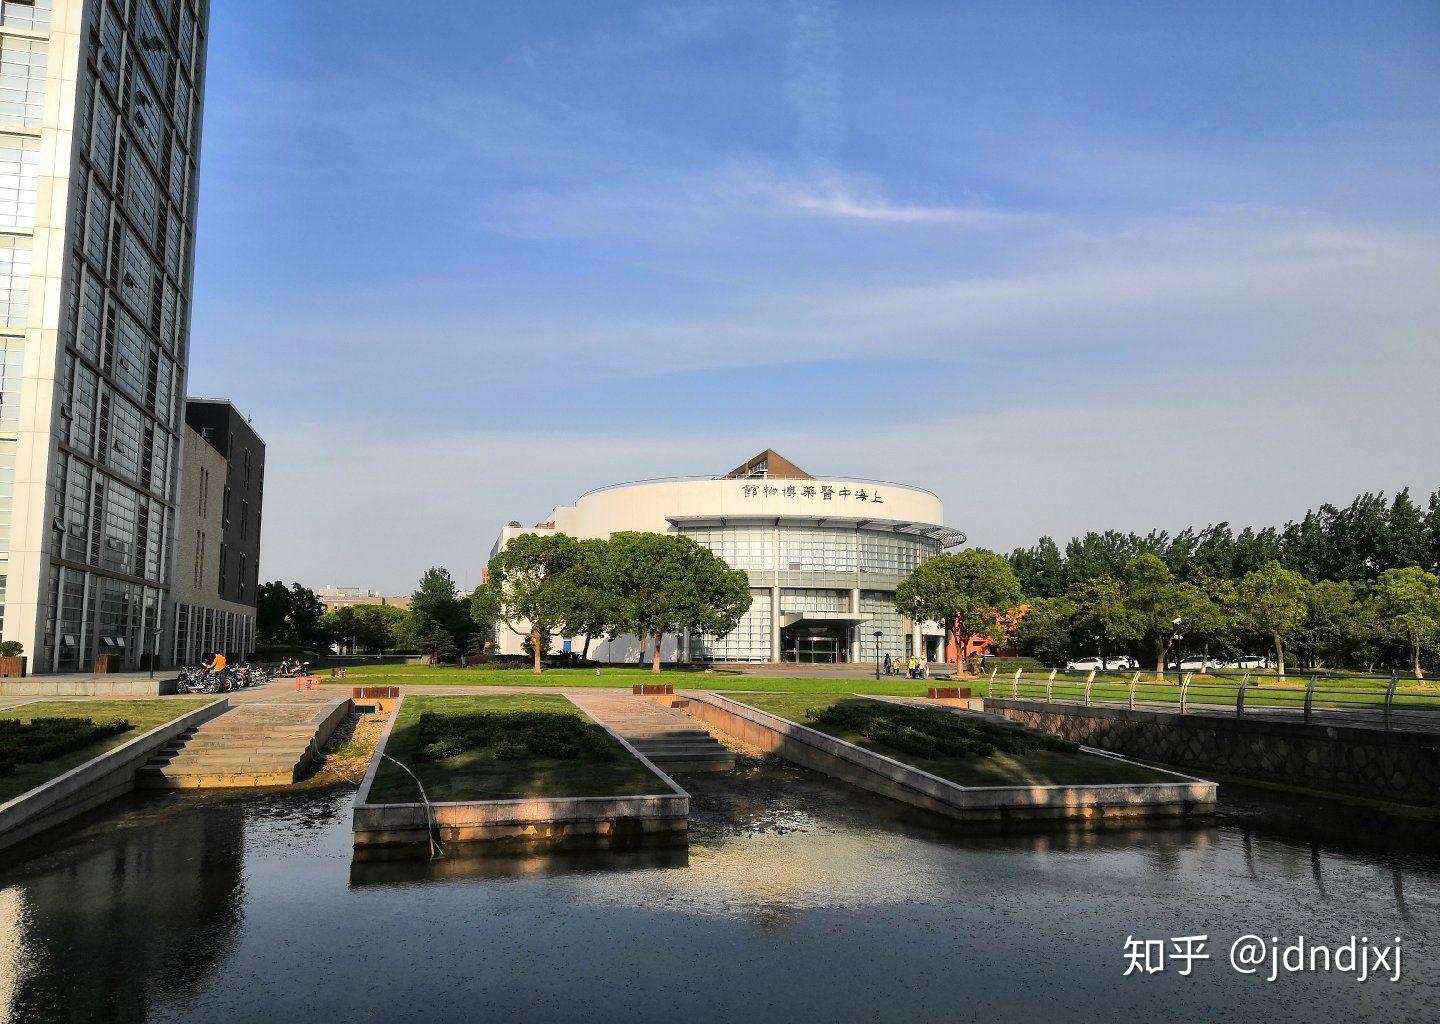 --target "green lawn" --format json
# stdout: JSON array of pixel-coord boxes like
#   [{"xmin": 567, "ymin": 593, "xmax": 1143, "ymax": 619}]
[
  {"xmin": 975, "ymin": 671, "xmax": 1439, "ymax": 713},
  {"xmin": 731, "ymin": 694, "xmax": 1175, "ymax": 787},
  {"xmin": 366, "ymin": 694, "xmax": 665, "ymax": 804},
  {"xmin": 324, "ymin": 663, "xmax": 935, "ymax": 696},
  {"xmin": 0, "ymin": 698, "xmax": 213, "ymax": 802}
]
